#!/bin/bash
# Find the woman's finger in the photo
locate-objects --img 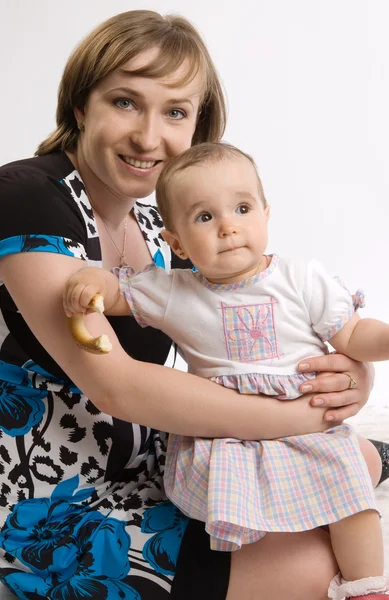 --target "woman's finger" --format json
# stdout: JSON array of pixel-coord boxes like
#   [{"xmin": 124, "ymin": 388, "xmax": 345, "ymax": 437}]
[
  {"xmin": 309, "ymin": 390, "xmax": 357, "ymax": 409},
  {"xmin": 298, "ymin": 353, "xmax": 356, "ymax": 374},
  {"xmin": 324, "ymin": 402, "xmax": 361, "ymax": 422},
  {"xmin": 300, "ymin": 373, "xmax": 353, "ymax": 395}
]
